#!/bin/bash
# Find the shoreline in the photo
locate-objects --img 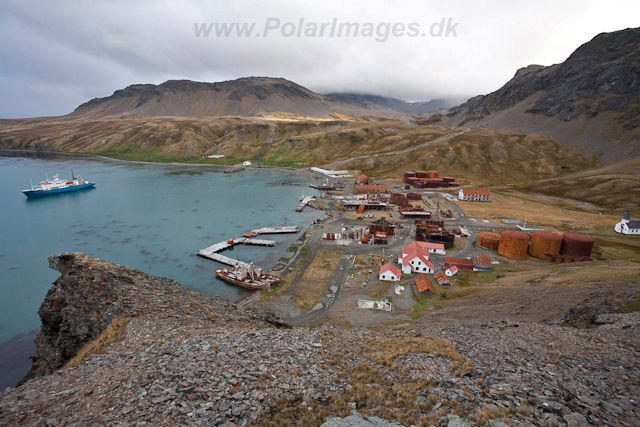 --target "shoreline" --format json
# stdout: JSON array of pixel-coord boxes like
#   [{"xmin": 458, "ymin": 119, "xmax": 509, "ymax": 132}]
[{"xmin": 0, "ymin": 148, "xmax": 315, "ymax": 173}]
